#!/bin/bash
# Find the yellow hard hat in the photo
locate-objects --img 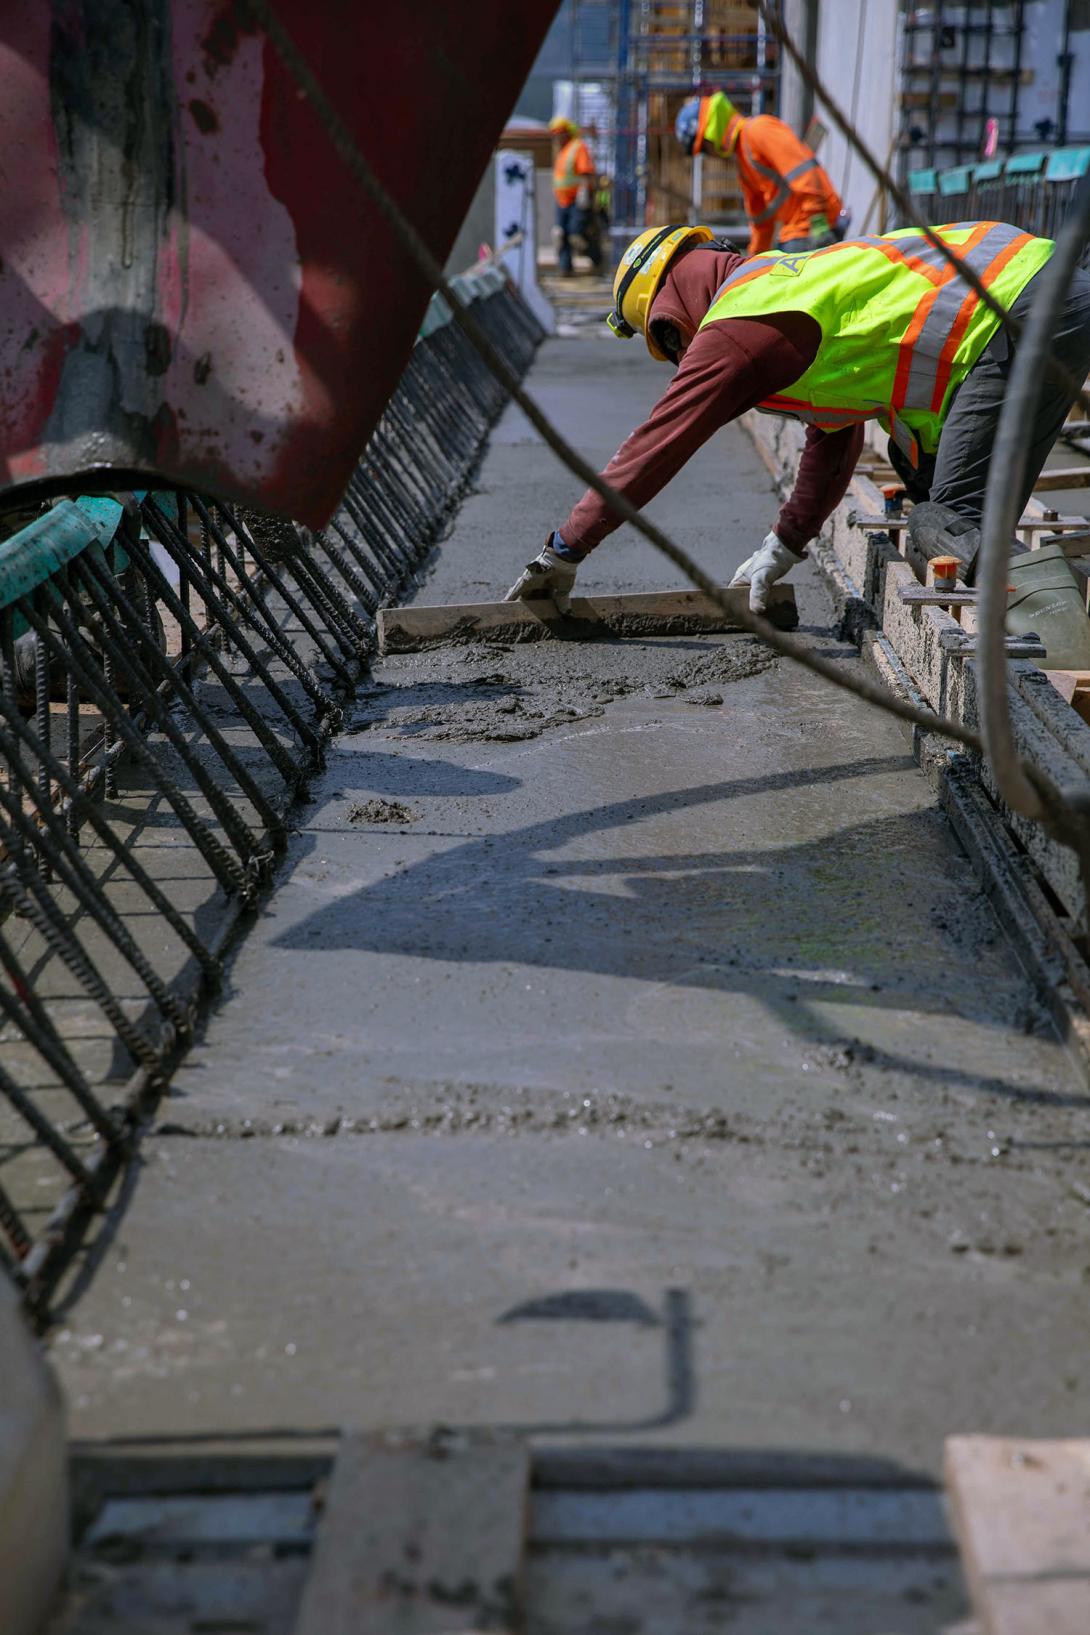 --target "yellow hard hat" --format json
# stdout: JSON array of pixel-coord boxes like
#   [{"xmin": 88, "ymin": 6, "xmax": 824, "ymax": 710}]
[
  {"xmin": 606, "ymin": 224, "xmax": 714, "ymax": 359},
  {"xmin": 549, "ymin": 115, "xmax": 578, "ymax": 138}
]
